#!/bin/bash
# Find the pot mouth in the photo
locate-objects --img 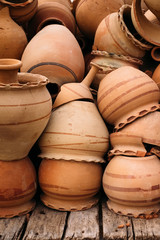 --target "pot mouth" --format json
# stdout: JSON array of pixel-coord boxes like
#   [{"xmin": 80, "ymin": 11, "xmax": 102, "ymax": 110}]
[
  {"xmin": 0, "ymin": 0, "xmax": 33, "ymax": 6},
  {"xmin": 0, "ymin": 59, "xmax": 22, "ymax": 70}
]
